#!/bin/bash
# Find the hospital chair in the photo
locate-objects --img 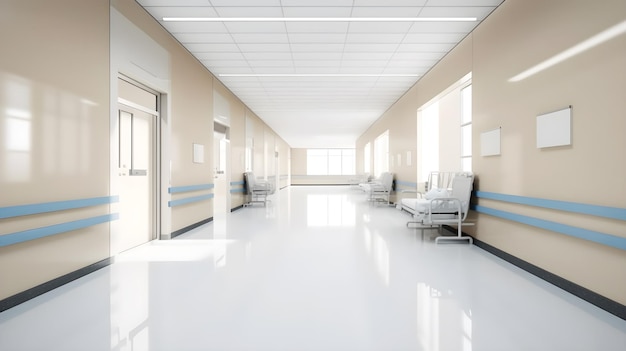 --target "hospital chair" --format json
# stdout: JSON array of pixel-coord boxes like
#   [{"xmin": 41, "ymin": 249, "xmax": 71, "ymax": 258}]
[
  {"xmin": 349, "ymin": 173, "xmax": 371, "ymax": 187},
  {"xmin": 243, "ymin": 172, "xmax": 275, "ymax": 206},
  {"xmin": 399, "ymin": 172, "xmax": 474, "ymax": 244},
  {"xmin": 359, "ymin": 172, "xmax": 394, "ymax": 205}
]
